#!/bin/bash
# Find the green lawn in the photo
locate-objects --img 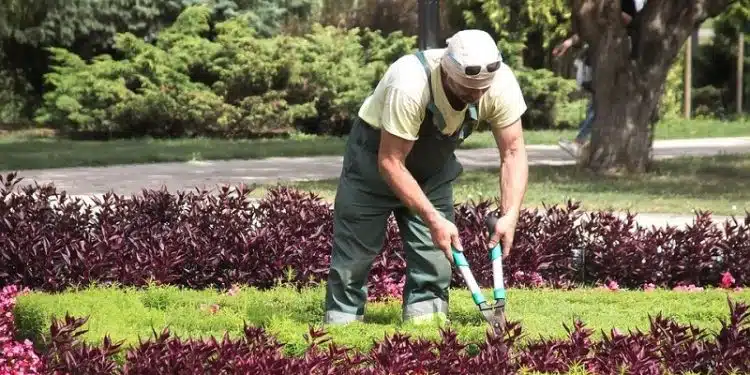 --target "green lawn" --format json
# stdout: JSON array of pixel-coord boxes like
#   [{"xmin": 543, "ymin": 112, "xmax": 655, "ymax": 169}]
[
  {"xmin": 13, "ymin": 284, "xmax": 750, "ymax": 358},
  {"xmin": 1, "ymin": 117, "xmax": 748, "ymax": 171},
  {"xmin": 251, "ymin": 152, "xmax": 750, "ymax": 216}
]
